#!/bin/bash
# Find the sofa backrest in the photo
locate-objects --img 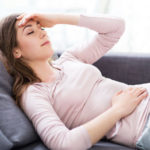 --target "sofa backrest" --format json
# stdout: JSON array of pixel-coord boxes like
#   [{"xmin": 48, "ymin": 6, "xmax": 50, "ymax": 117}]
[
  {"xmin": 93, "ymin": 52, "xmax": 150, "ymax": 84},
  {"xmin": 0, "ymin": 60, "xmax": 40, "ymax": 149}
]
